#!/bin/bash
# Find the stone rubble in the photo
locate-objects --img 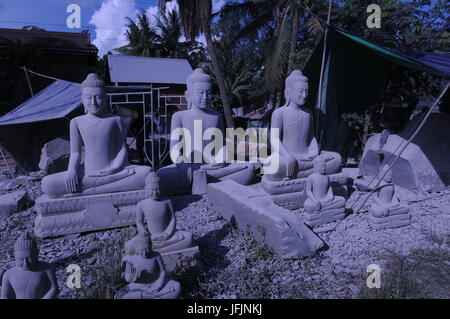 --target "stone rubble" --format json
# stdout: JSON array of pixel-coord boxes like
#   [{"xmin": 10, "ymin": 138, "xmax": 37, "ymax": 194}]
[{"xmin": 0, "ymin": 178, "xmax": 448, "ymax": 298}]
